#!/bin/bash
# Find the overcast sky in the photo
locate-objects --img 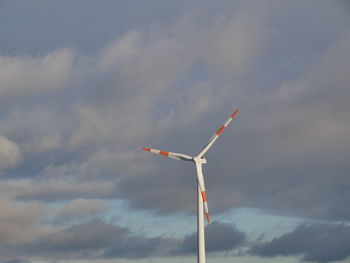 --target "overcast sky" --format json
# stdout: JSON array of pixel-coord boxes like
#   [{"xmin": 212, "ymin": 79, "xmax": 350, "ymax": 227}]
[{"xmin": 0, "ymin": 1, "xmax": 350, "ymax": 263}]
